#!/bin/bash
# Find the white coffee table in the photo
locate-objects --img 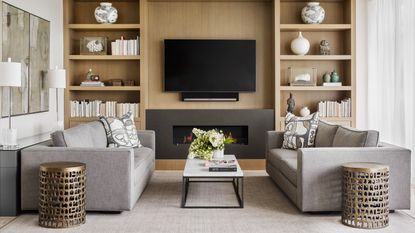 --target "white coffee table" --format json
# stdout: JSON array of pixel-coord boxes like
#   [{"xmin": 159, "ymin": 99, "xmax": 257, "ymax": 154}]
[{"xmin": 181, "ymin": 154, "xmax": 244, "ymax": 208}]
